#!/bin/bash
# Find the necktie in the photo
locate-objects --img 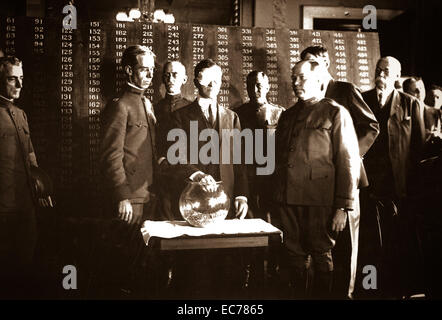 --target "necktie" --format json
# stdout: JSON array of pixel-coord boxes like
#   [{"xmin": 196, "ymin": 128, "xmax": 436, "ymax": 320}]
[
  {"xmin": 208, "ymin": 104, "xmax": 216, "ymax": 126},
  {"xmin": 378, "ymin": 91, "xmax": 383, "ymax": 107}
]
